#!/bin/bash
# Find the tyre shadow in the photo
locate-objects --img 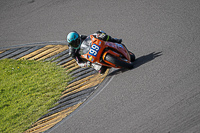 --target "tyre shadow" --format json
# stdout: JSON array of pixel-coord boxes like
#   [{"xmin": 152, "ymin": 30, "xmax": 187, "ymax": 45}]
[{"xmin": 108, "ymin": 51, "xmax": 163, "ymax": 76}]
